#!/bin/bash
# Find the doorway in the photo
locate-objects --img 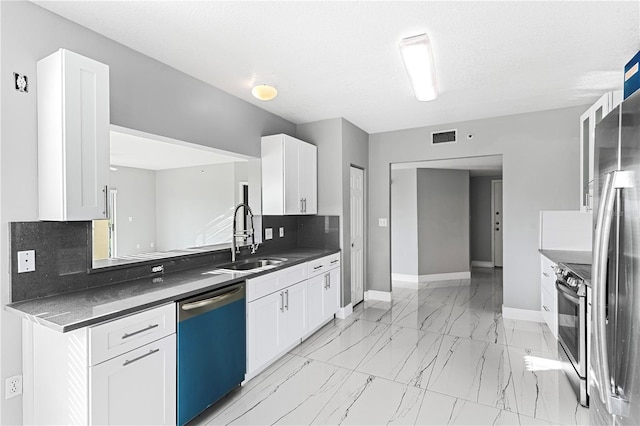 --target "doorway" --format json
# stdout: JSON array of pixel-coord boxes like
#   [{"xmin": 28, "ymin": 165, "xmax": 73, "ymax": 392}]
[
  {"xmin": 492, "ymin": 180, "xmax": 503, "ymax": 268},
  {"xmin": 390, "ymin": 155, "xmax": 503, "ymax": 289},
  {"xmin": 350, "ymin": 166, "xmax": 365, "ymax": 306}
]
